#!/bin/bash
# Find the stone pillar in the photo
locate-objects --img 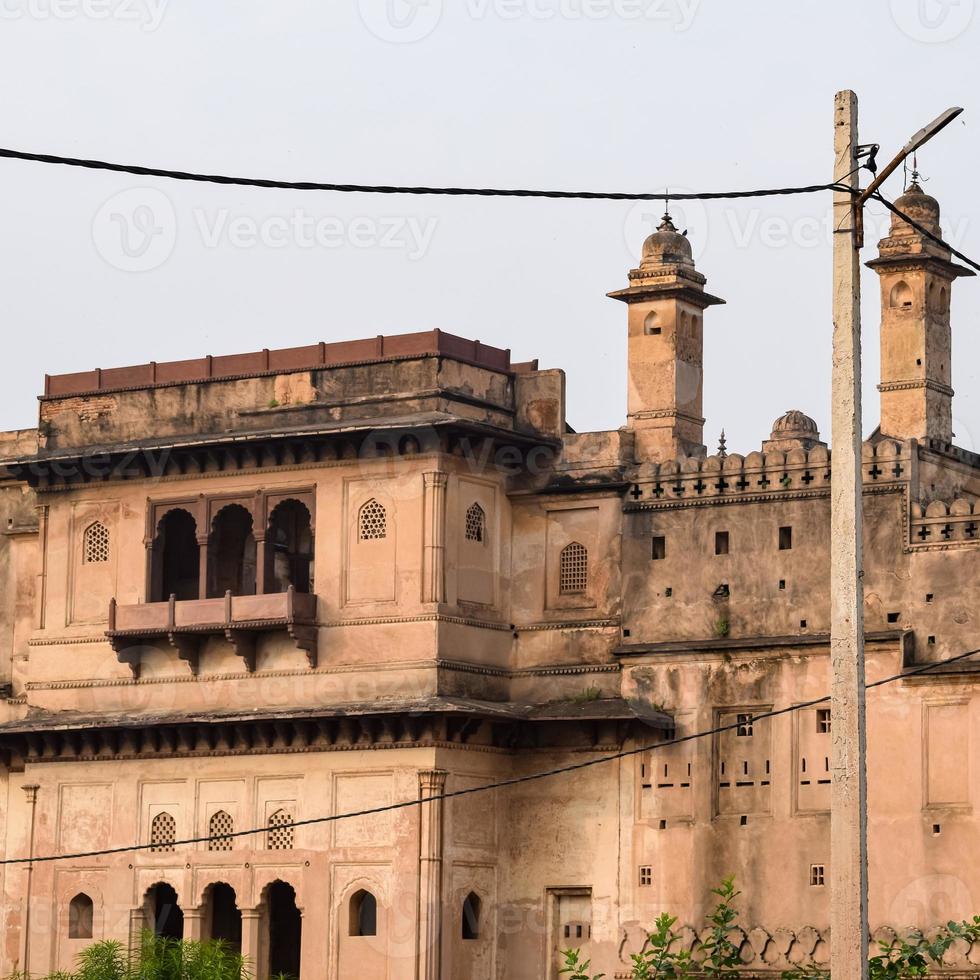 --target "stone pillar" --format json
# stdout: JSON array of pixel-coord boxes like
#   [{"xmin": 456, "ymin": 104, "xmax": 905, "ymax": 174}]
[
  {"xmin": 416, "ymin": 769, "xmax": 447, "ymax": 980},
  {"xmin": 240, "ymin": 907, "xmax": 262, "ymax": 980},
  {"xmin": 421, "ymin": 473, "xmax": 448, "ymax": 604},
  {"xmin": 197, "ymin": 534, "xmax": 209, "ymax": 599},
  {"xmin": 128, "ymin": 908, "xmax": 146, "ymax": 962},
  {"xmin": 183, "ymin": 906, "xmax": 204, "ymax": 941},
  {"xmin": 254, "ymin": 532, "xmax": 268, "ymax": 595}
]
